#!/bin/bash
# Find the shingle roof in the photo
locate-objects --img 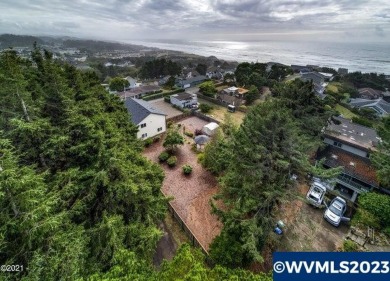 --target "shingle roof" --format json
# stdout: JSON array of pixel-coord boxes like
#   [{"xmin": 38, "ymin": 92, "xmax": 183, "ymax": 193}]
[
  {"xmin": 317, "ymin": 146, "xmax": 378, "ymax": 187},
  {"xmin": 124, "ymin": 98, "xmax": 165, "ymax": 125},
  {"xmin": 324, "ymin": 116, "xmax": 380, "ymax": 150},
  {"xmin": 172, "ymin": 93, "xmax": 195, "ymax": 101},
  {"xmin": 358, "ymin": 88, "xmax": 383, "ymax": 99}
]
